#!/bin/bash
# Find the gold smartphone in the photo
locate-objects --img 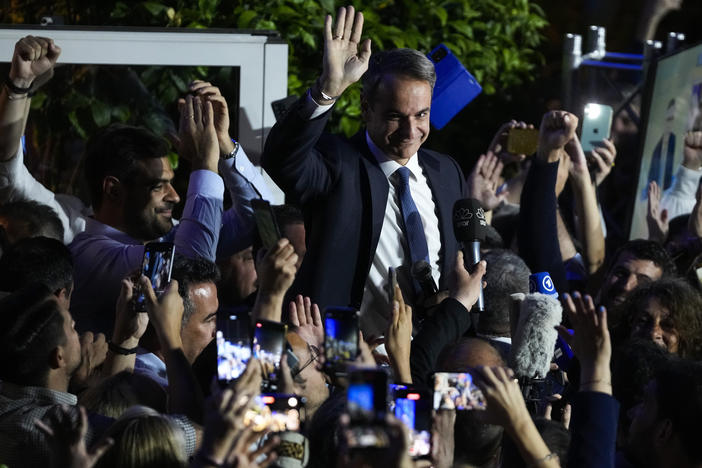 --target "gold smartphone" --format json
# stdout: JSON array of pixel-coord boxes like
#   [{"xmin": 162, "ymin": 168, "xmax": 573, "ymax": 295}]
[{"xmin": 506, "ymin": 127, "xmax": 539, "ymax": 155}]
